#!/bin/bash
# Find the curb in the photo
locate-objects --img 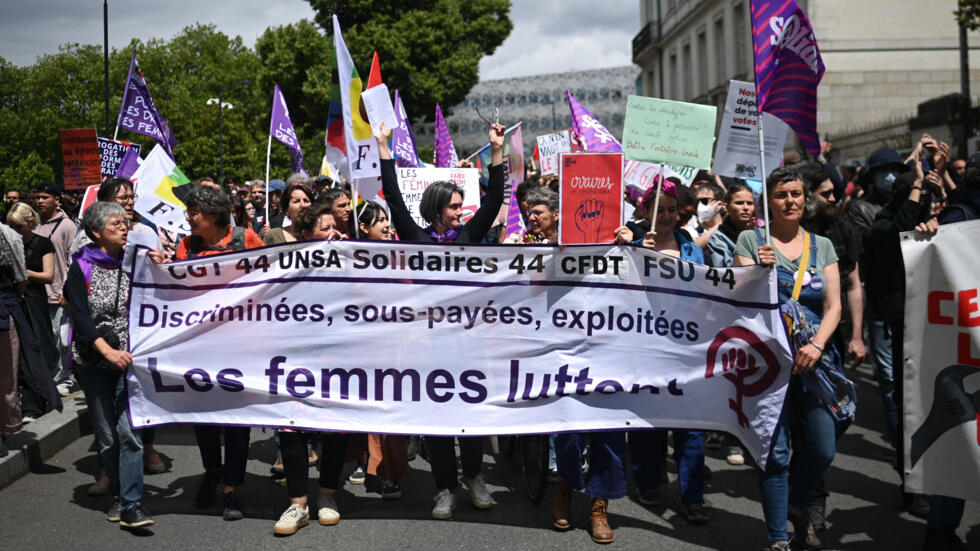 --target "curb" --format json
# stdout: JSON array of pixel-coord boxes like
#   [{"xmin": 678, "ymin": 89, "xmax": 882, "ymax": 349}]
[{"xmin": 0, "ymin": 394, "xmax": 90, "ymax": 490}]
